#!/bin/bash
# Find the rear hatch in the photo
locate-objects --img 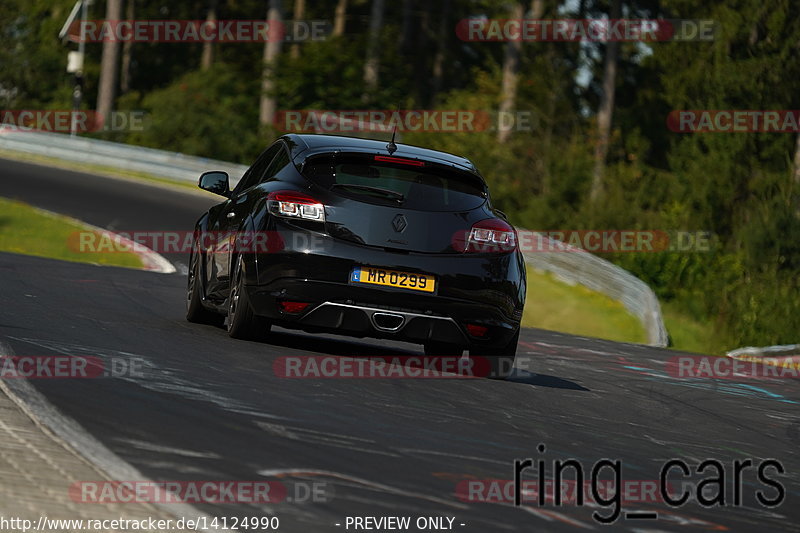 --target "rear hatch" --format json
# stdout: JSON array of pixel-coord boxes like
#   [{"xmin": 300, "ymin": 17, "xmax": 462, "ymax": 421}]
[{"xmin": 302, "ymin": 153, "xmax": 489, "ymax": 253}]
